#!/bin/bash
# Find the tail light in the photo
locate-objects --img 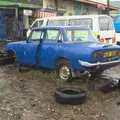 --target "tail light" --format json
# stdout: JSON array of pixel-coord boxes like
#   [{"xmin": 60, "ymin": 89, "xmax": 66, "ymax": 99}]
[
  {"xmin": 100, "ymin": 38, "xmax": 104, "ymax": 43},
  {"xmin": 97, "ymin": 35, "xmax": 105, "ymax": 43},
  {"xmin": 112, "ymin": 36, "xmax": 116, "ymax": 43},
  {"xmin": 97, "ymin": 35, "xmax": 116, "ymax": 44}
]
